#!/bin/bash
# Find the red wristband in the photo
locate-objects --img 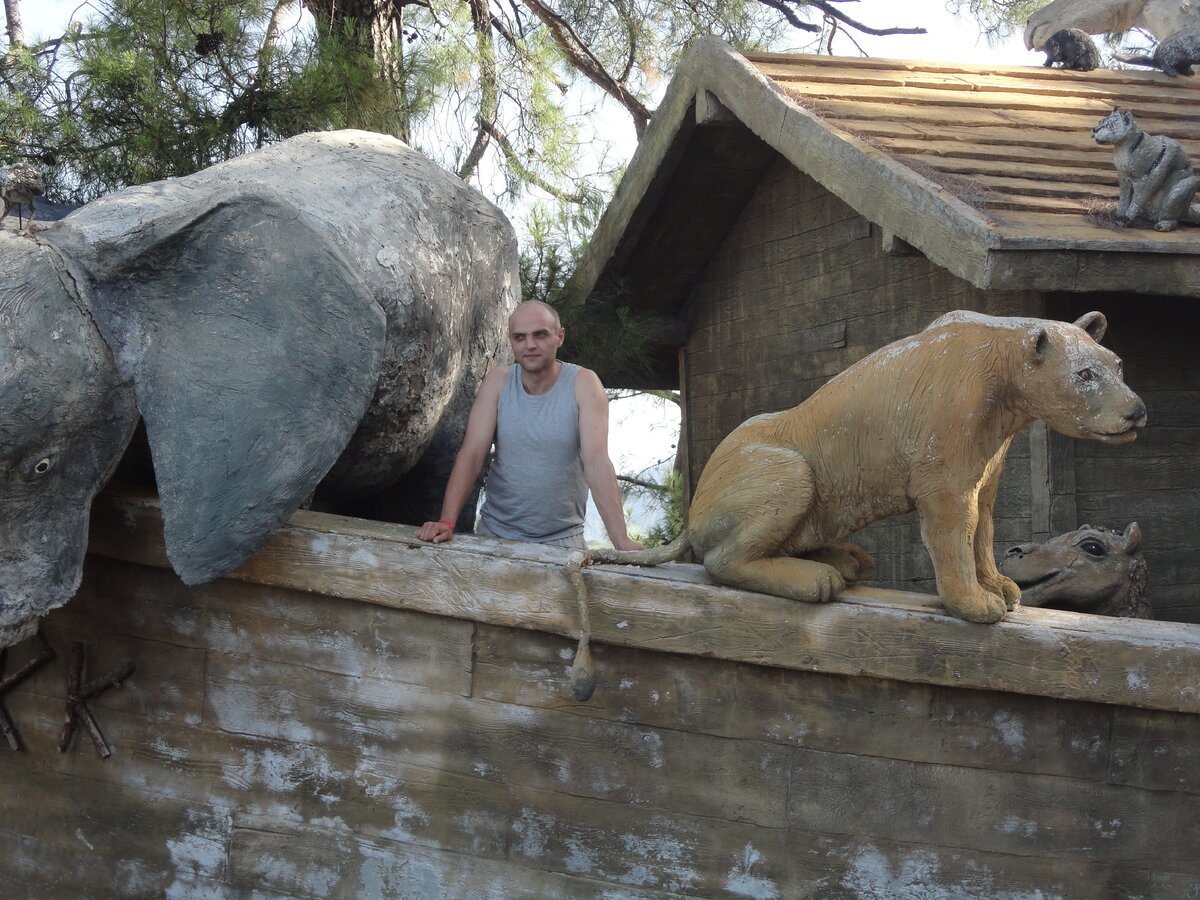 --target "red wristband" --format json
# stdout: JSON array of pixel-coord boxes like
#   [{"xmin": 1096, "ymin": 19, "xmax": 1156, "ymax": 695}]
[{"xmin": 437, "ymin": 519, "xmax": 455, "ymax": 532}]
